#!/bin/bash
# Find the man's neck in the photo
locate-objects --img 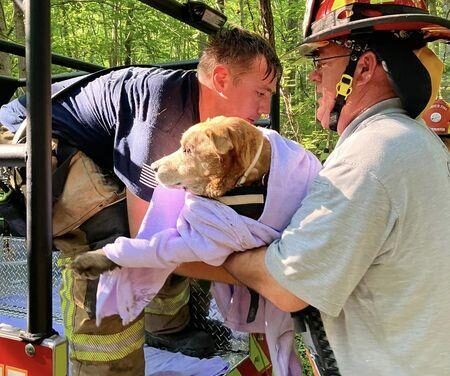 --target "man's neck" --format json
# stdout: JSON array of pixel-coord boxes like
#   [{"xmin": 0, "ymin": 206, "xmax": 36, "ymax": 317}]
[
  {"xmin": 337, "ymin": 65, "xmax": 398, "ymax": 134},
  {"xmin": 337, "ymin": 92, "xmax": 397, "ymax": 134},
  {"xmin": 198, "ymin": 81, "xmax": 221, "ymax": 122}
]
